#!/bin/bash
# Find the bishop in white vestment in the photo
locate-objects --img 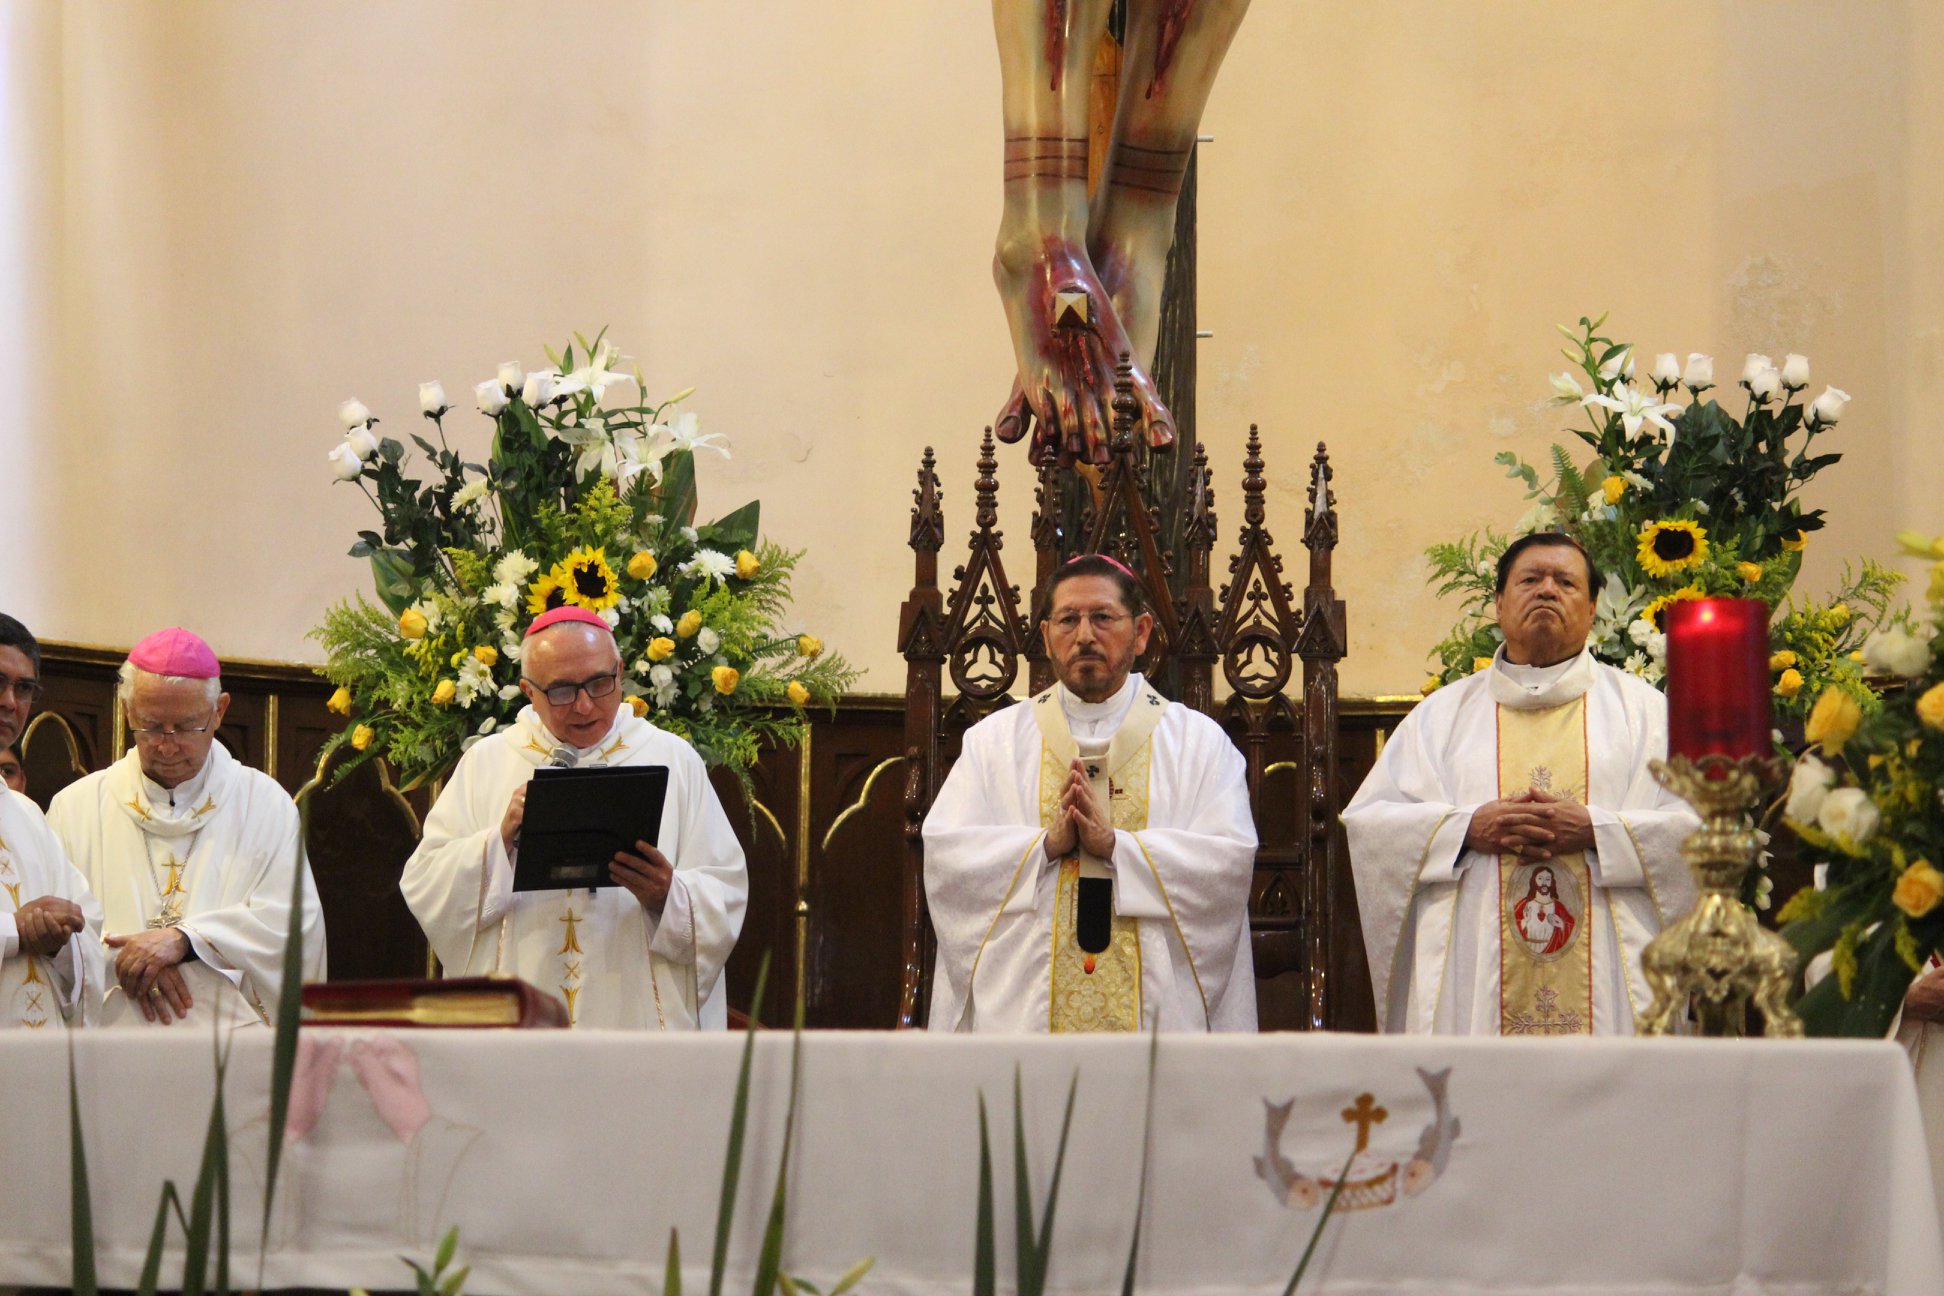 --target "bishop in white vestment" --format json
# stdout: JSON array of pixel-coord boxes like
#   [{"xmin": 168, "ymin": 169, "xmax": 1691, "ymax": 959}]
[
  {"xmin": 1344, "ymin": 534, "xmax": 1698, "ymax": 1035},
  {"xmin": 48, "ymin": 629, "xmax": 325, "ymax": 1028},
  {"xmin": 401, "ymin": 608, "xmax": 747, "ymax": 1028},
  {"xmin": 923, "ymin": 556, "xmax": 1257, "ymax": 1032}
]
